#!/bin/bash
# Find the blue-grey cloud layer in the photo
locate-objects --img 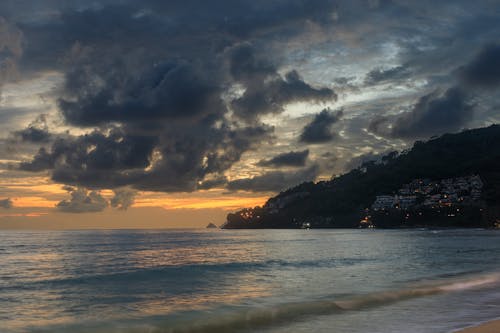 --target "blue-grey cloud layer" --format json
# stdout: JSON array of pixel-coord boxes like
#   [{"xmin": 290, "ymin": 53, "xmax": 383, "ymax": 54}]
[
  {"xmin": 257, "ymin": 150, "xmax": 310, "ymax": 167},
  {"xmin": 1, "ymin": 0, "xmax": 499, "ymax": 193}
]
